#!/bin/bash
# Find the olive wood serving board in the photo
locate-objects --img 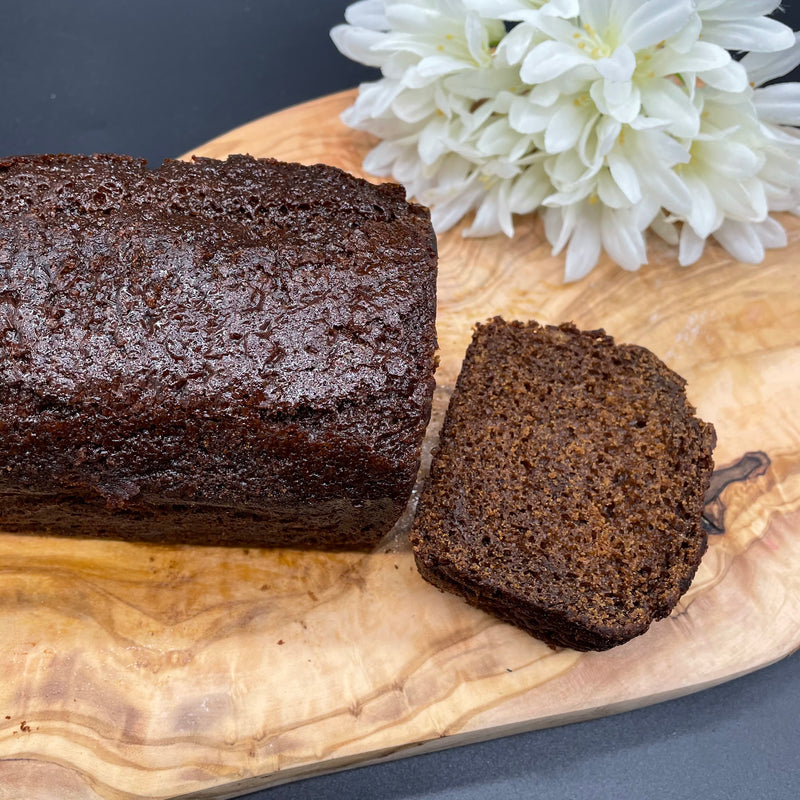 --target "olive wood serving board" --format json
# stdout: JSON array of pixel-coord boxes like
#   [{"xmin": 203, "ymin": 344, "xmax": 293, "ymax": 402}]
[{"xmin": 1, "ymin": 90, "xmax": 799, "ymax": 800}]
